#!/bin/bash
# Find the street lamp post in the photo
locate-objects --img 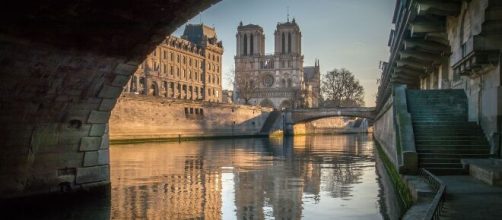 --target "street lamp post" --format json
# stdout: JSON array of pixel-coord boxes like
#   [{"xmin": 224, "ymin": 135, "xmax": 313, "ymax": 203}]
[{"xmin": 281, "ymin": 107, "xmax": 286, "ymax": 136}]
